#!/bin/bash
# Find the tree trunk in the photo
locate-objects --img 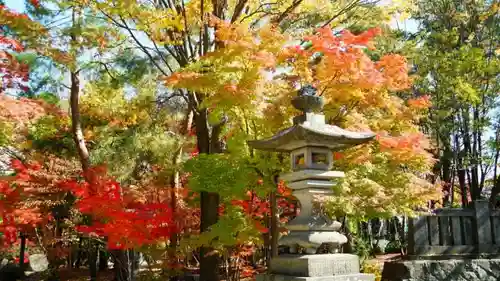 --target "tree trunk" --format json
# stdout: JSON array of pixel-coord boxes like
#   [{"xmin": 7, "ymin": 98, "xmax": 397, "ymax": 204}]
[
  {"xmin": 400, "ymin": 216, "xmax": 407, "ymax": 255},
  {"xmin": 74, "ymin": 237, "xmax": 83, "ymax": 269},
  {"xmin": 441, "ymin": 143, "xmax": 453, "ymax": 205},
  {"xmin": 112, "ymin": 250, "xmax": 139, "ymax": 281},
  {"xmin": 473, "ymin": 107, "xmax": 485, "ymax": 193},
  {"xmin": 270, "ymin": 175, "xmax": 279, "ymax": 258},
  {"xmin": 69, "ymin": 70, "xmax": 90, "ymax": 172},
  {"xmin": 458, "ymin": 169, "xmax": 468, "ymax": 207},
  {"xmin": 70, "ymin": 67, "xmax": 98, "ymax": 280},
  {"xmin": 263, "ymin": 213, "xmax": 270, "ymax": 267},
  {"xmin": 19, "ymin": 234, "xmax": 26, "ymax": 272},
  {"xmin": 489, "ymin": 128, "xmax": 500, "ymax": 207},
  {"xmin": 88, "ymin": 242, "xmax": 98, "ymax": 281},
  {"xmin": 341, "ymin": 217, "xmax": 354, "ymax": 254},
  {"xmin": 195, "ymin": 107, "xmax": 221, "ymax": 281},
  {"xmin": 270, "ymin": 191, "xmax": 278, "ymax": 258},
  {"xmin": 199, "ymin": 192, "xmax": 220, "ymax": 281},
  {"xmin": 490, "ymin": 178, "xmax": 500, "ymax": 208},
  {"xmin": 461, "ymin": 109, "xmax": 479, "ymax": 200},
  {"xmin": 99, "ymin": 250, "xmax": 109, "ymax": 271},
  {"xmin": 169, "ymin": 109, "xmax": 193, "ymax": 281},
  {"xmin": 70, "ymin": 8, "xmax": 96, "ymax": 279}
]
